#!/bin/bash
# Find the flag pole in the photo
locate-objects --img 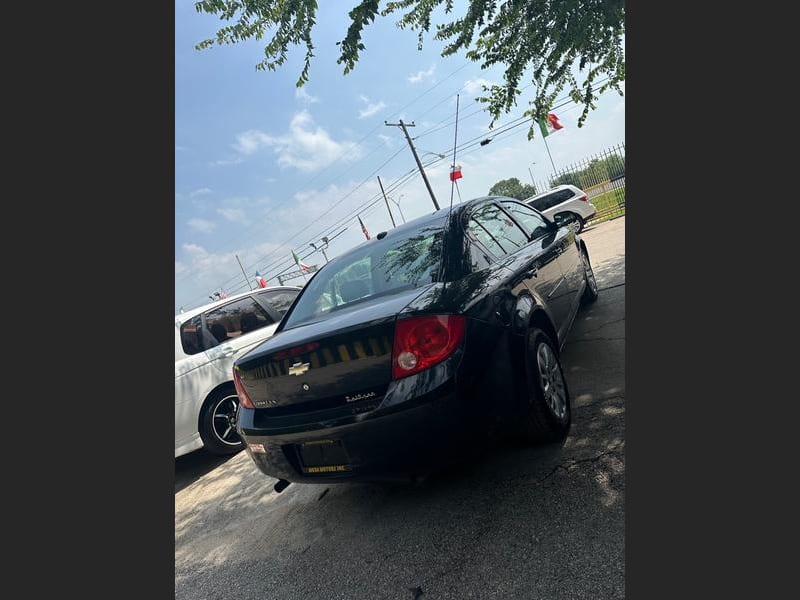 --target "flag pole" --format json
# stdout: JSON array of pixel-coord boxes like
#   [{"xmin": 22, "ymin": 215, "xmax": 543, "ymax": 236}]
[
  {"xmin": 236, "ymin": 254, "xmax": 253, "ymax": 290},
  {"xmin": 542, "ymin": 134, "xmax": 557, "ymax": 175},
  {"xmin": 449, "ymin": 94, "xmax": 460, "ymax": 210}
]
